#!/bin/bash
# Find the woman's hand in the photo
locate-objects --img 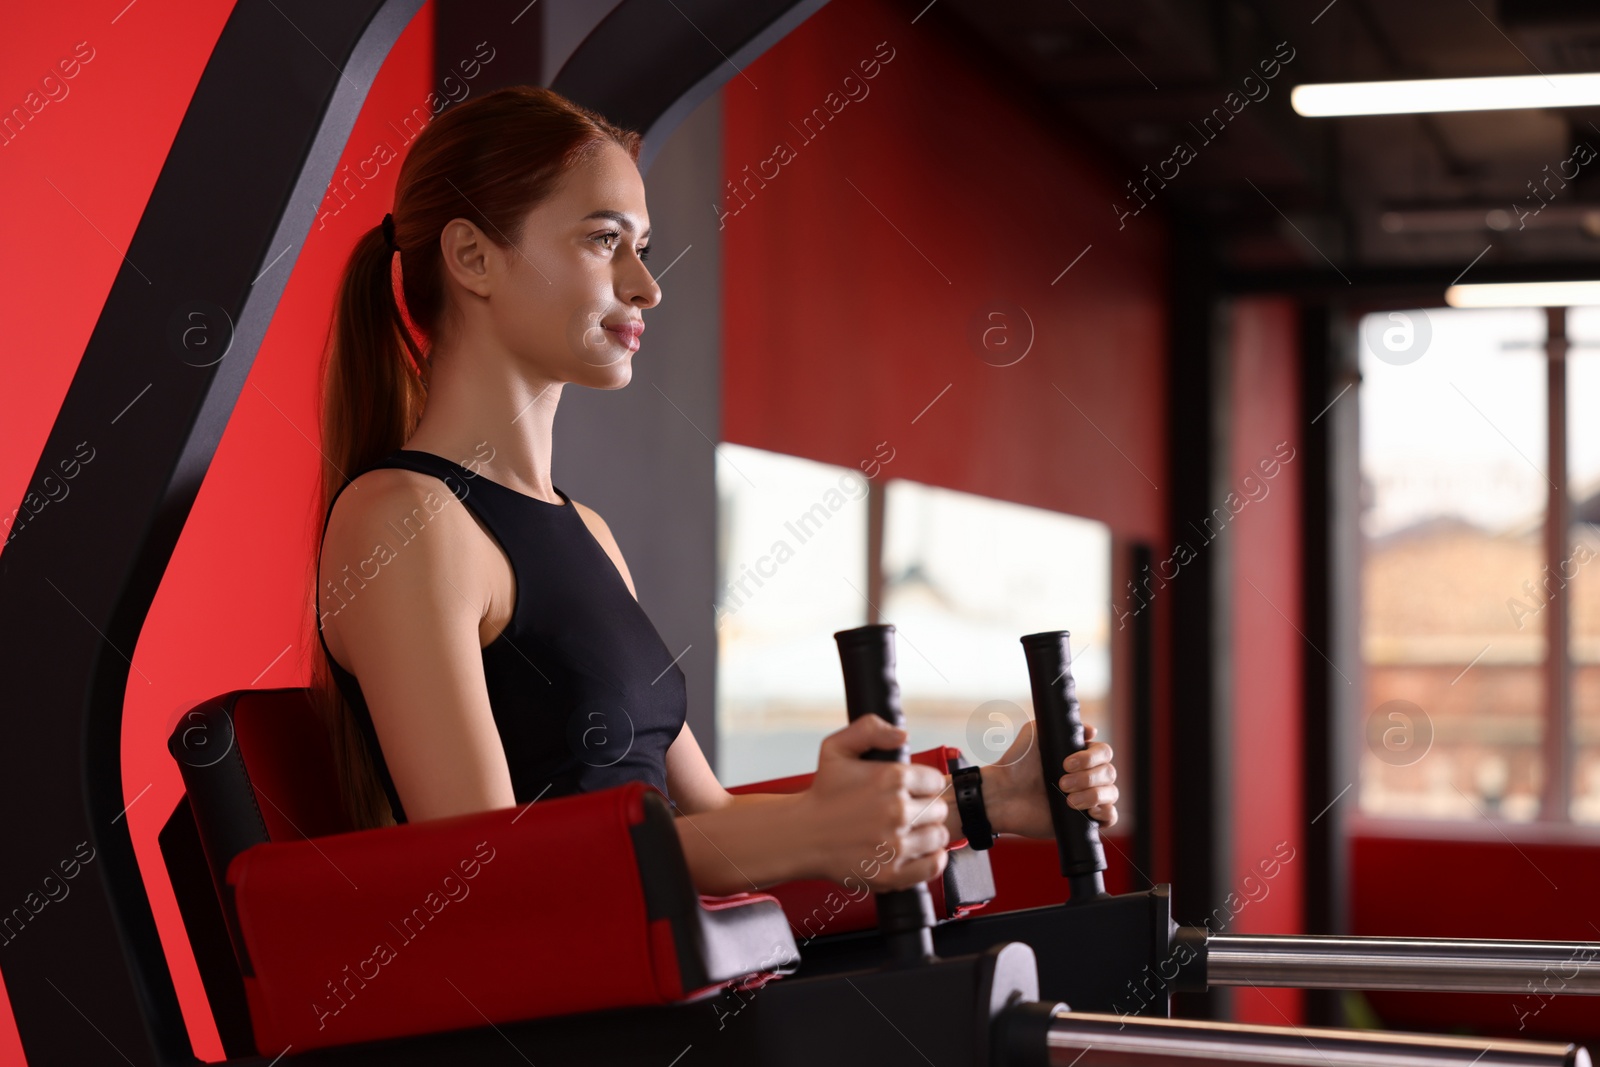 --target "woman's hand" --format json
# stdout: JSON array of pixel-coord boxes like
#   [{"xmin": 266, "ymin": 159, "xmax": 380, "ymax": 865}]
[
  {"xmin": 794, "ymin": 715, "xmax": 951, "ymax": 892},
  {"xmin": 987, "ymin": 719, "xmax": 1118, "ymax": 839}
]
